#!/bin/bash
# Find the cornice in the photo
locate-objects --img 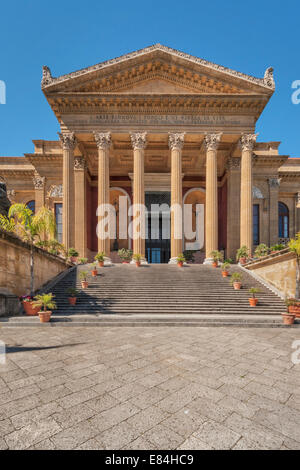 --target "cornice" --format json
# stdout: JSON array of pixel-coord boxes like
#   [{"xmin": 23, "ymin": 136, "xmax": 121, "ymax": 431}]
[{"xmin": 41, "ymin": 44, "xmax": 275, "ymax": 92}]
